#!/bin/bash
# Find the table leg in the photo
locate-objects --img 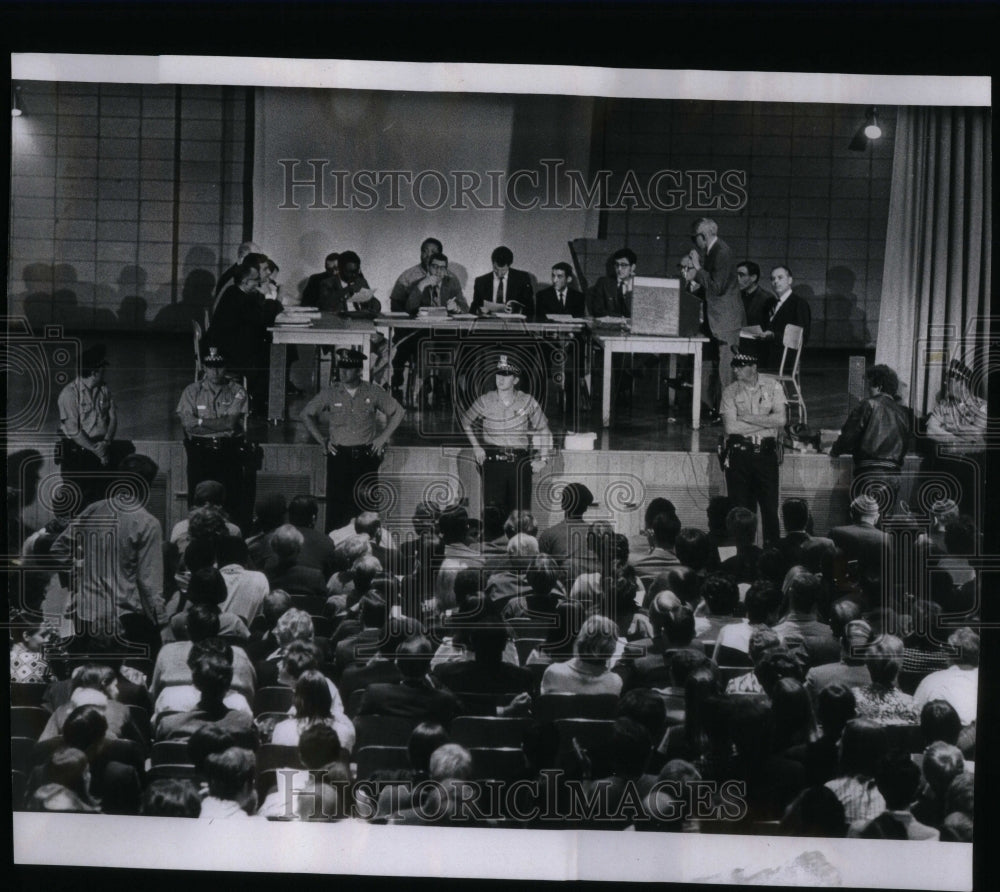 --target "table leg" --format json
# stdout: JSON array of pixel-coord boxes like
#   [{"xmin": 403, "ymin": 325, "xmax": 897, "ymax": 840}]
[
  {"xmin": 691, "ymin": 345, "xmax": 703, "ymax": 430},
  {"xmin": 602, "ymin": 345, "xmax": 613, "ymax": 428},
  {"xmin": 268, "ymin": 342, "xmax": 286, "ymax": 423}
]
